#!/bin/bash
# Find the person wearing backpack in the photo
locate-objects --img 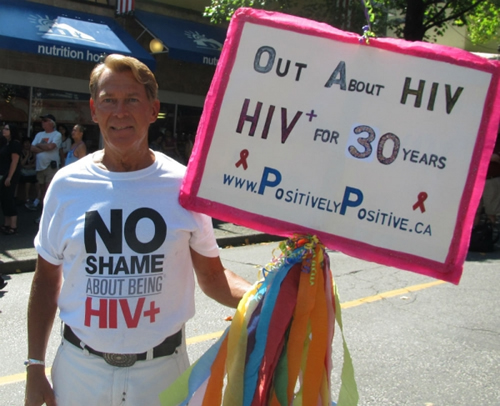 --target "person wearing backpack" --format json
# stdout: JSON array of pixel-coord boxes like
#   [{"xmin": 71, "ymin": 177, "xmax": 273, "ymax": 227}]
[{"xmin": 470, "ymin": 128, "xmax": 500, "ymax": 252}]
